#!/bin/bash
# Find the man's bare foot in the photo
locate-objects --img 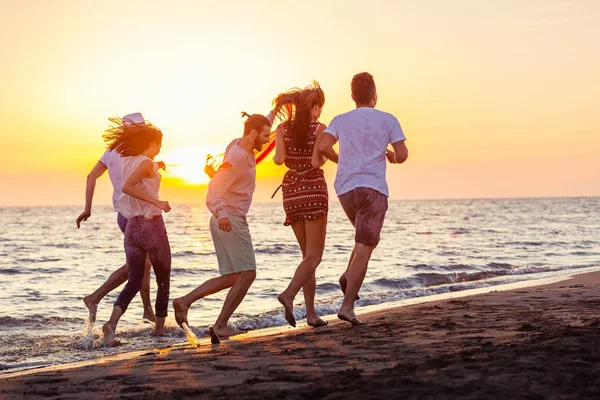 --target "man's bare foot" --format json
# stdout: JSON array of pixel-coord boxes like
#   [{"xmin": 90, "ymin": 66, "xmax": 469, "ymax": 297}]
[
  {"xmin": 339, "ymin": 276, "xmax": 360, "ymax": 301},
  {"xmin": 337, "ymin": 309, "xmax": 365, "ymax": 327},
  {"xmin": 277, "ymin": 293, "xmax": 296, "ymax": 327},
  {"xmin": 172, "ymin": 298, "xmax": 189, "ymax": 327},
  {"xmin": 213, "ymin": 324, "xmax": 246, "ymax": 338},
  {"xmin": 83, "ymin": 295, "xmax": 98, "ymax": 323},
  {"xmin": 102, "ymin": 322, "xmax": 120, "ymax": 347},
  {"xmin": 307, "ymin": 317, "xmax": 328, "ymax": 328}
]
